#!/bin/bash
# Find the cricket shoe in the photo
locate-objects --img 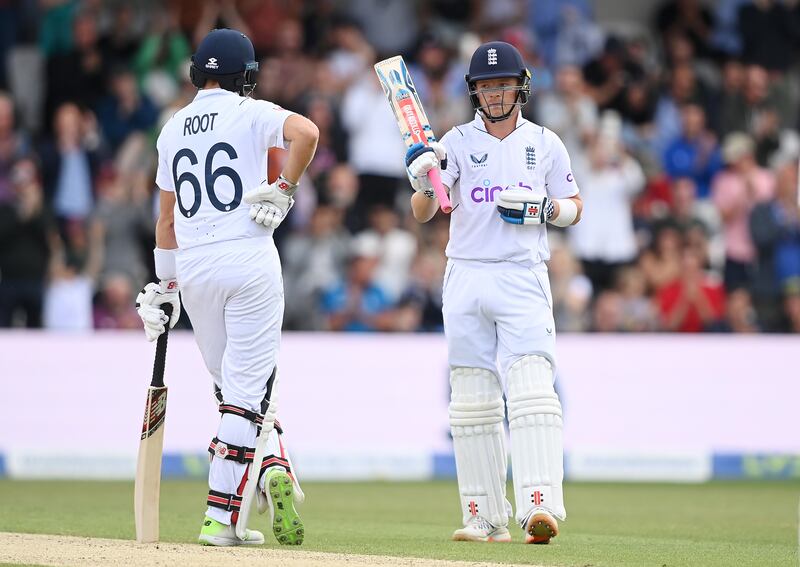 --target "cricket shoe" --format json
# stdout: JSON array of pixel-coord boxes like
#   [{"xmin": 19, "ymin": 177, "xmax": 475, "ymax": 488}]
[
  {"xmin": 263, "ymin": 468, "xmax": 304, "ymax": 545},
  {"xmin": 198, "ymin": 517, "xmax": 264, "ymax": 546},
  {"xmin": 523, "ymin": 508, "xmax": 559, "ymax": 544},
  {"xmin": 452, "ymin": 516, "xmax": 511, "ymax": 542}
]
